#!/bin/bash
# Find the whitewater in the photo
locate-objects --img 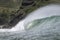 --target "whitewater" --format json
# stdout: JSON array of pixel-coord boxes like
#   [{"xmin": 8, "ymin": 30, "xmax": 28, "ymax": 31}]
[{"xmin": 0, "ymin": 4, "xmax": 60, "ymax": 40}]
